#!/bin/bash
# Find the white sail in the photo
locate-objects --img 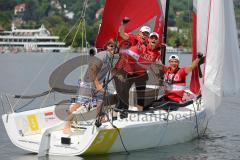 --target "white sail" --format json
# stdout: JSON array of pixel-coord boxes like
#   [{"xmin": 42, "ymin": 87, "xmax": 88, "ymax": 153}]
[
  {"xmin": 159, "ymin": 0, "xmax": 166, "ymax": 17},
  {"xmin": 197, "ymin": 0, "xmax": 240, "ymax": 113}
]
